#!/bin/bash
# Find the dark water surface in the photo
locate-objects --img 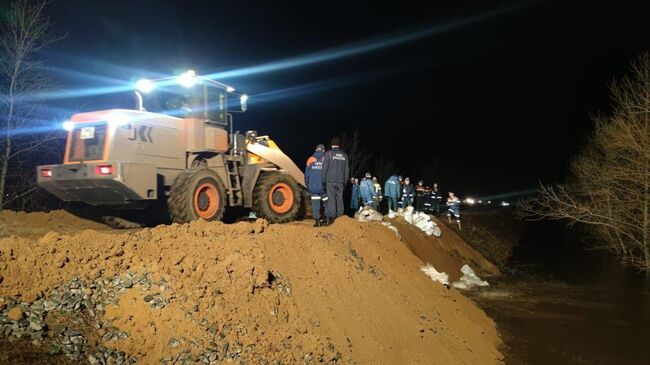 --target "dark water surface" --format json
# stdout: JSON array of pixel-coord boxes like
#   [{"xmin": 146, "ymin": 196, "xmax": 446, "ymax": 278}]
[{"xmin": 468, "ymin": 220, "xmax": 650, "ymax": 365}]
